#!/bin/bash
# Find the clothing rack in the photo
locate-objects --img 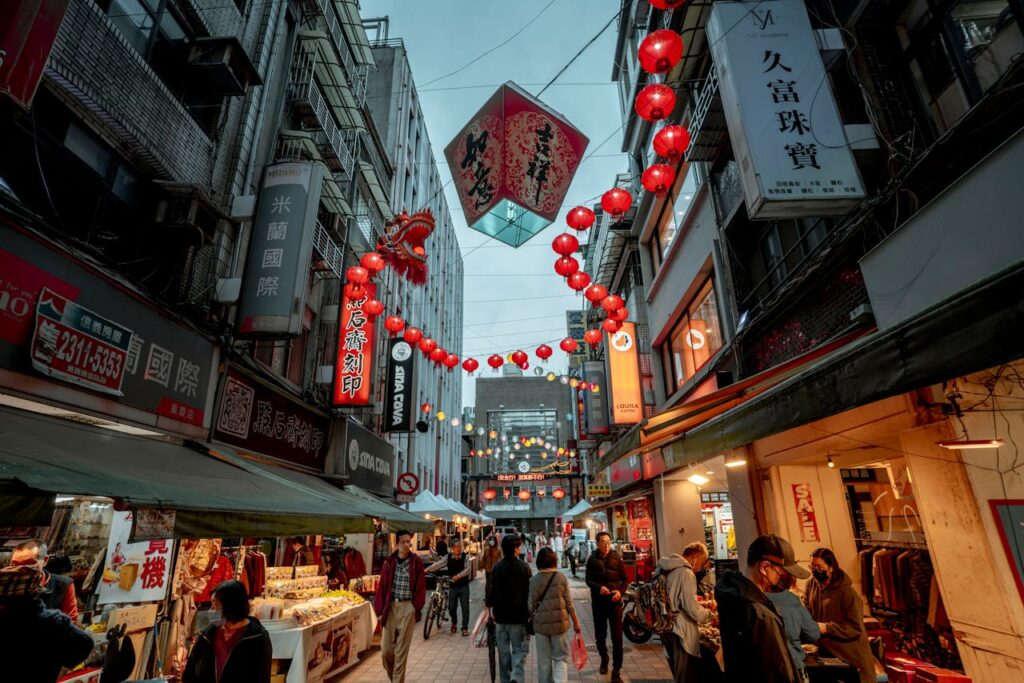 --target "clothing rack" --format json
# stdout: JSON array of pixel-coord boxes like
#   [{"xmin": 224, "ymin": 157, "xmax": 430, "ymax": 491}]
[{"xmin": 856, "ymin": 538, "xmax": 929, "ymax": 550}]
